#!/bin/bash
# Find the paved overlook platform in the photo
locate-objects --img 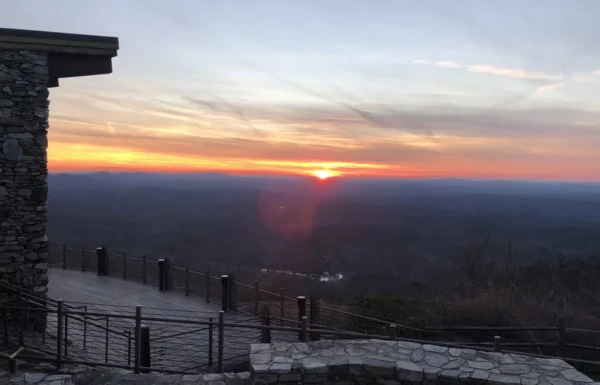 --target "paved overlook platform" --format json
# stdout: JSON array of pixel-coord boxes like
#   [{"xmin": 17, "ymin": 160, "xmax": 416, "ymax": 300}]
[
  {"xmin": 47, "ymin": 268, "xmax": 218, "ymax": 313},
  {"xmin": 43, "ymin": 269, "xmax": 262, "ymax": 372}
]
